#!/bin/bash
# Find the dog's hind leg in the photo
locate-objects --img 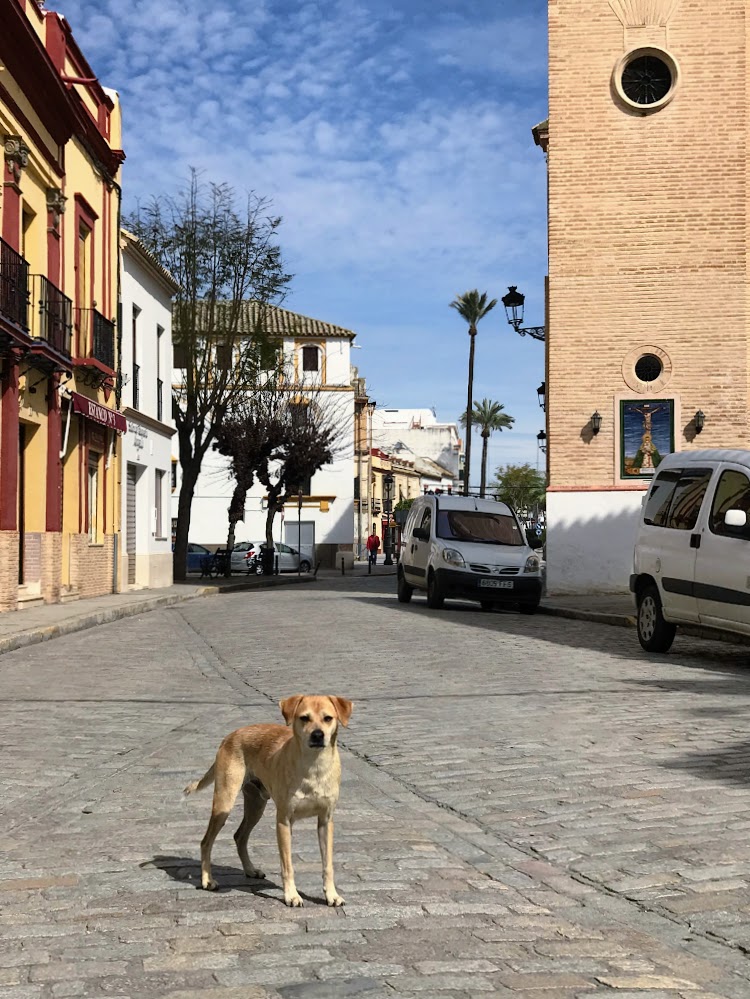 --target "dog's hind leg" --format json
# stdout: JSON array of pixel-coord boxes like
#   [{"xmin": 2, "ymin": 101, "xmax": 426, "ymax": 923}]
[
  {"xmin": 200, "ymin": 757, "xmax": 245, "ymax": 891},
  {"xmin": 234, "ymin": 777, "xmax": 269, "ymax": 879}
]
